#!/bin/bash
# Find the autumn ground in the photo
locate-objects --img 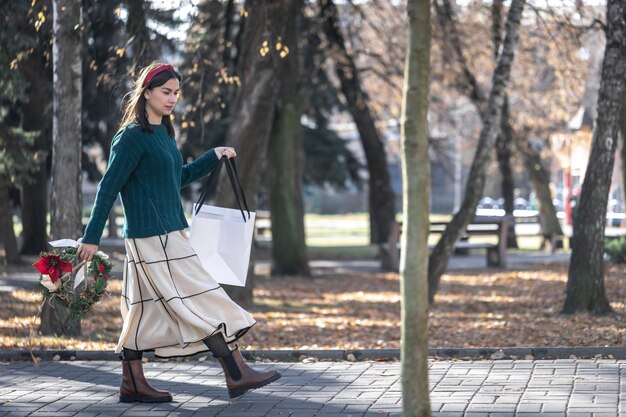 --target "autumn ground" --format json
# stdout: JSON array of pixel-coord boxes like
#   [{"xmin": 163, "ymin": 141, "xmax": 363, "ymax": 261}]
[{"xmin": 2, "ymin": 254, "xmax": 626, "ymax": 352}]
